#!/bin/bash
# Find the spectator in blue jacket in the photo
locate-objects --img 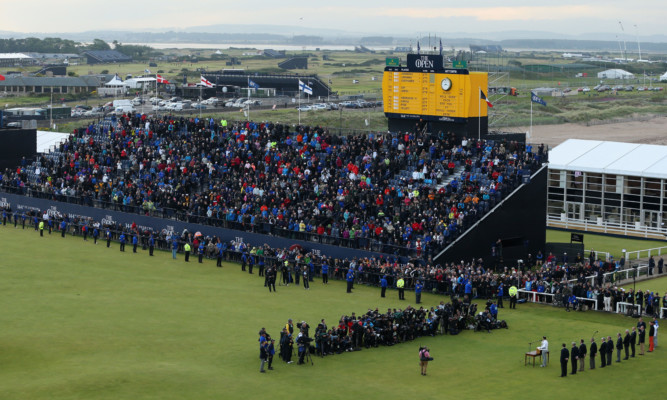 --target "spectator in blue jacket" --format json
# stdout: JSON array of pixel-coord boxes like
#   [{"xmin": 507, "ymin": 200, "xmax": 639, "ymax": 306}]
[
  {"xmin": 380, "ymin": 275, "xmax": 388, "ymax": 298},
  {"xmin": 415, "ymin": 280, "xmax": 423, "ymax": 304}
]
